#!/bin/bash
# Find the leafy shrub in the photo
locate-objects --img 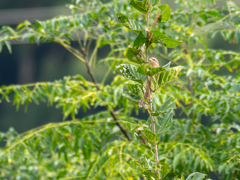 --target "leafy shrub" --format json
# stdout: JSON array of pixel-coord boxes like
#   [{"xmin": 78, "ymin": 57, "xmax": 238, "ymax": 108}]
[{"xmin": 0, "ymin": 0, "xmax": 239, "ymax": 179}]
